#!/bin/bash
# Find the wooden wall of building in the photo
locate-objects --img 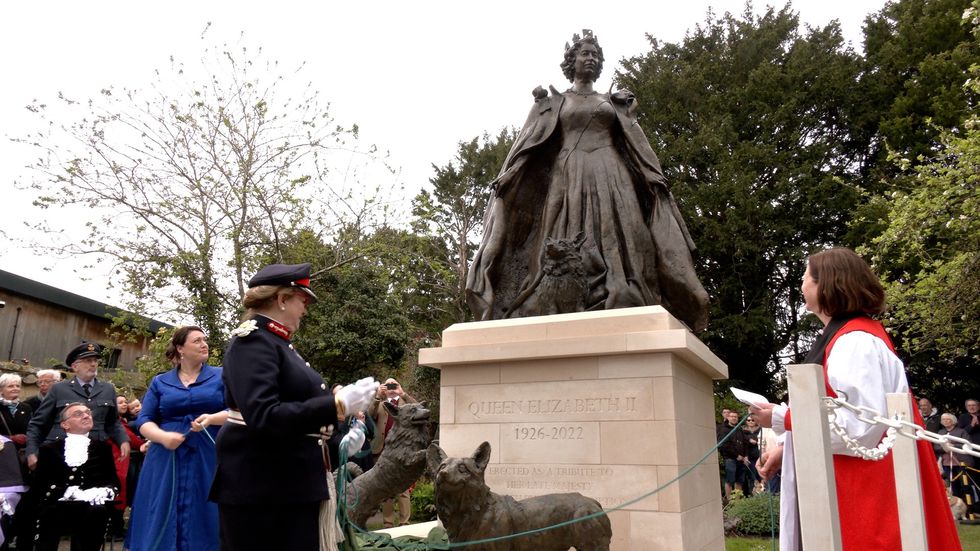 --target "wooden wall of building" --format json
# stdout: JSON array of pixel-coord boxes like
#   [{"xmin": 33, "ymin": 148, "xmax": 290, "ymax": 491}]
[{"xmin": 0, "ymin": 289, "xmax": 152, "ymax": 370}]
